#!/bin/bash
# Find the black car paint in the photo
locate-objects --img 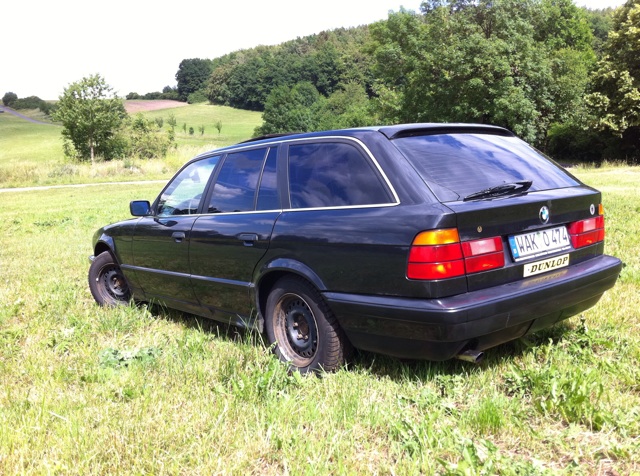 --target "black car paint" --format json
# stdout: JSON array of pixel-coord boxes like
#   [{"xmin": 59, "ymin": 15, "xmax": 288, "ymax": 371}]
[{"xmin": 91, "ymin": 124, "xmax": 622, "ymax": 361}]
